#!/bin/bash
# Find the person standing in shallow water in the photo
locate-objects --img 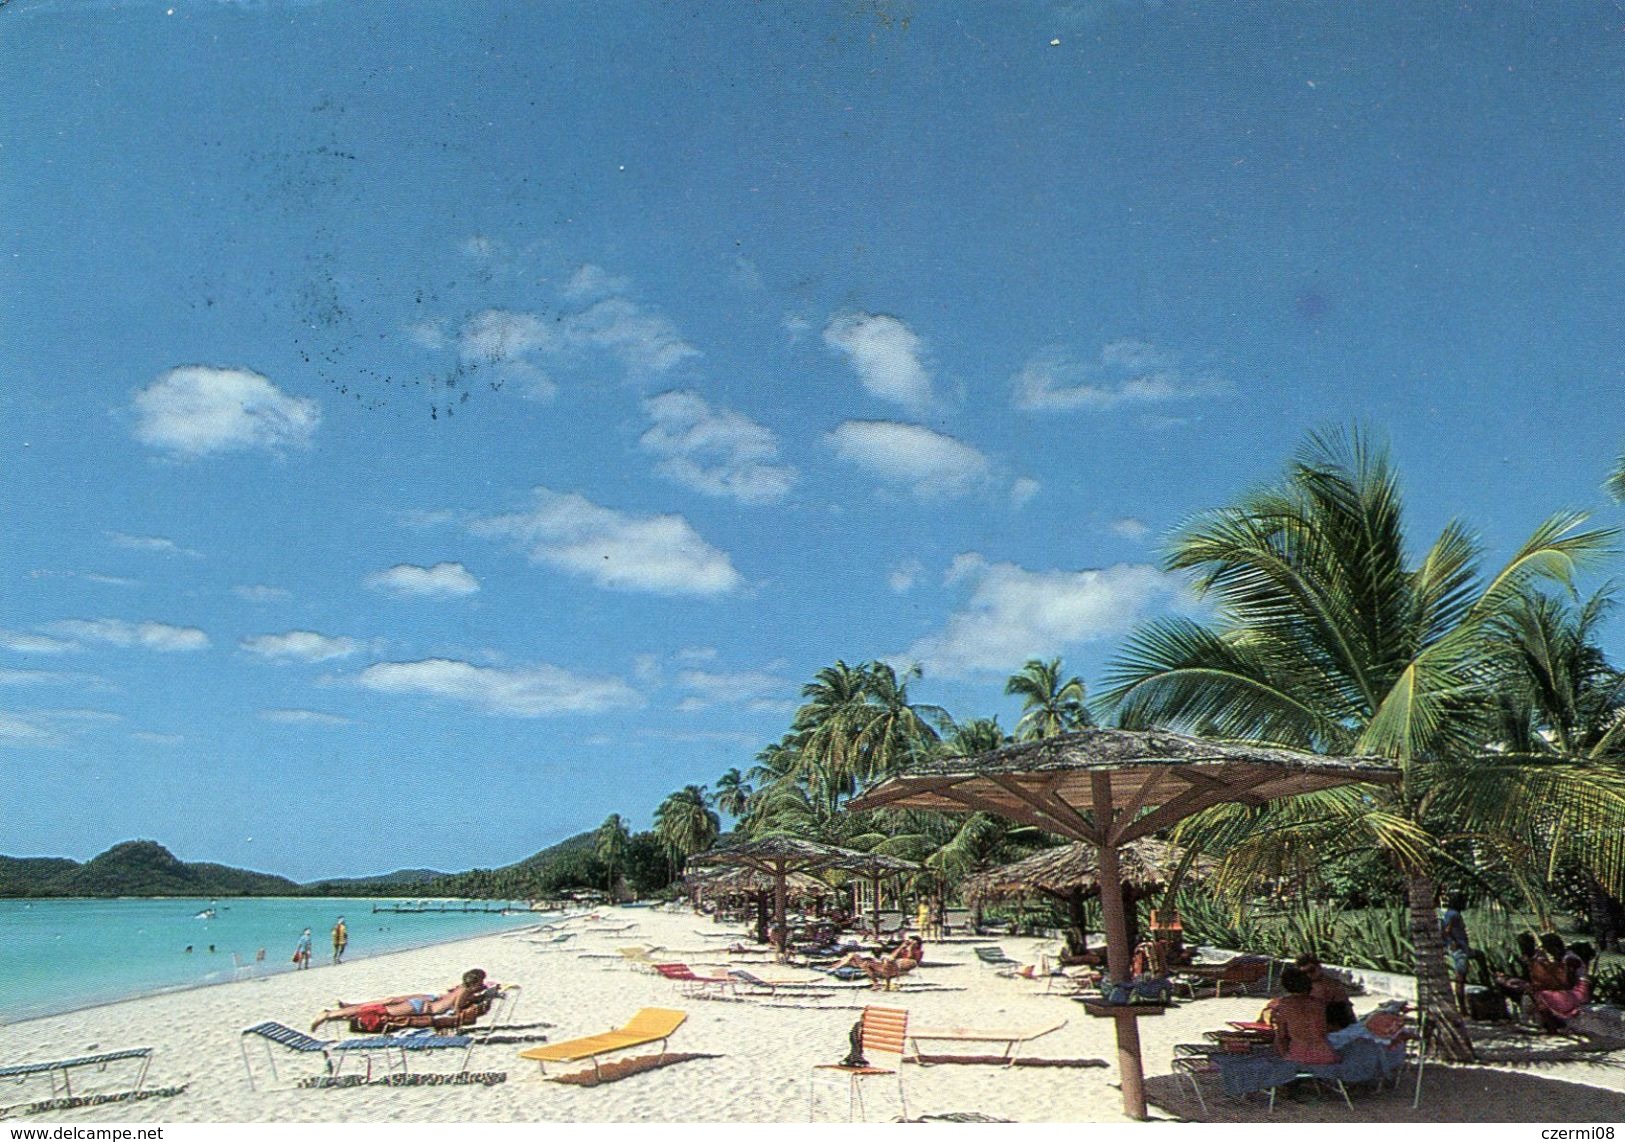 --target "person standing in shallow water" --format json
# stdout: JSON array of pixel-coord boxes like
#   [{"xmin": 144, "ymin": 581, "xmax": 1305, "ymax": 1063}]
[
  {"xmin": 331, "ymin": 917, "xmax": 348, "ymax": 964},
  {"xmin": 293, "ymin": 927, "xmax": 313, "ymax": 970}
]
